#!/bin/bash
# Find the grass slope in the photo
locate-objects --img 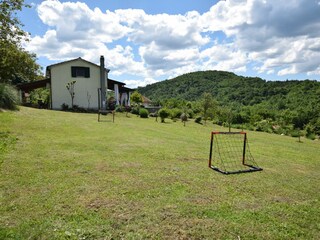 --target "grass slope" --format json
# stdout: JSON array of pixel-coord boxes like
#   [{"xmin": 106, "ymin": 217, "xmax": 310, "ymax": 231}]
[{"xmin": 1, "ymin": 107, "xmax": 319, "ymax": 239}]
